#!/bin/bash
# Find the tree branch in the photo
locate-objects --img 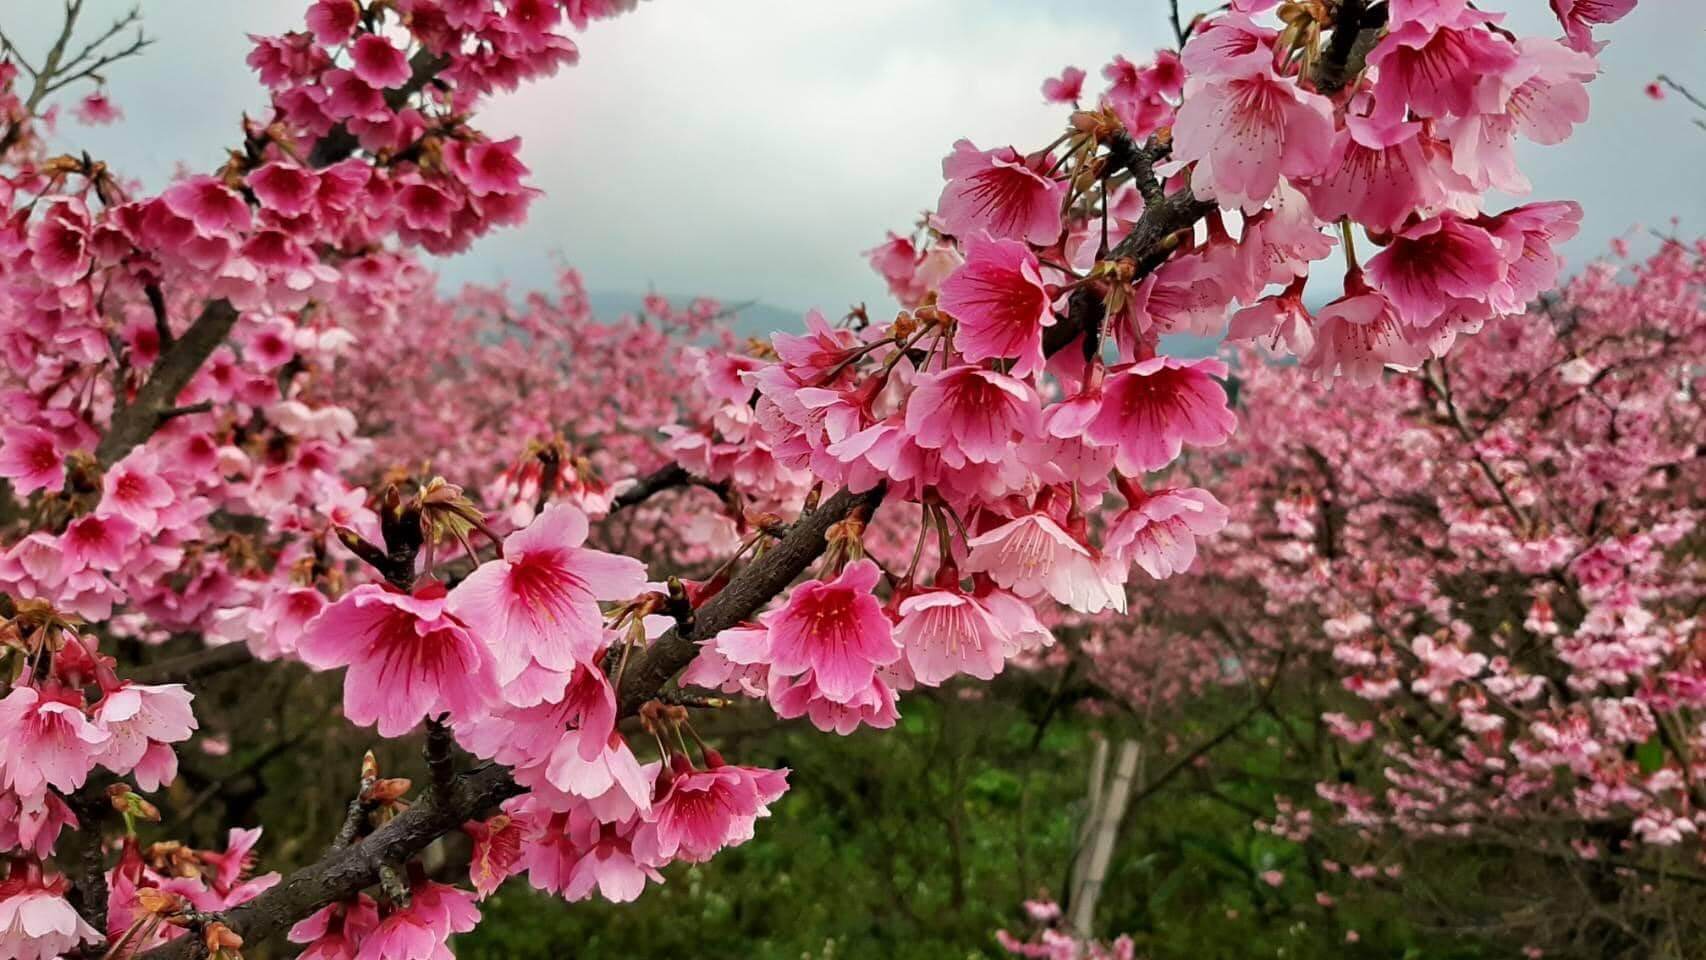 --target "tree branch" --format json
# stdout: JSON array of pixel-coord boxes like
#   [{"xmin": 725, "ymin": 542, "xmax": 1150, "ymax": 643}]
[
  {"xmin": 96, "ymin": 298, "xmax": 238, "ymax": 466},
  {"xmin": 136, "ymin": 763, "xmax": 522, "ymax": 960},
  {"xmin": 618, "ymin": 484, "xmax": 884, "ymax": 714},
  {"xmin": 126, "ymin": 643, "xmax": 256, "ymax": 685}
]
